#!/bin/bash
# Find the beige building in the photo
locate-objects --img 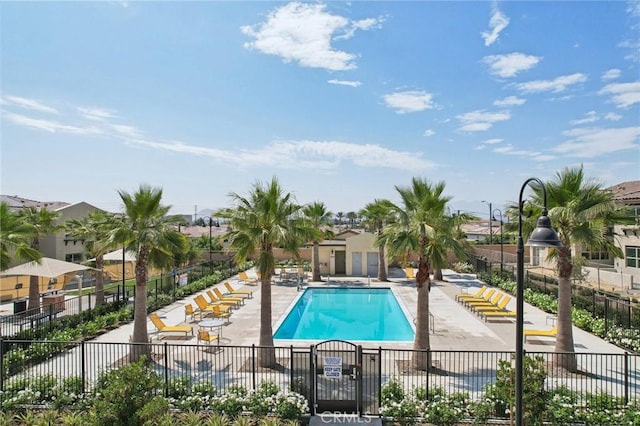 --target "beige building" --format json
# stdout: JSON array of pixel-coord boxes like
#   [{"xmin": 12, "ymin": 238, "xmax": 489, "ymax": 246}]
[{"xmin": 315, "ymin": 230, "xmax": 384, "ymax": 277}]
